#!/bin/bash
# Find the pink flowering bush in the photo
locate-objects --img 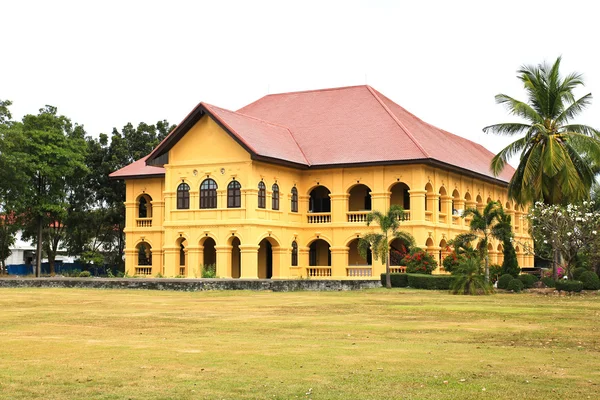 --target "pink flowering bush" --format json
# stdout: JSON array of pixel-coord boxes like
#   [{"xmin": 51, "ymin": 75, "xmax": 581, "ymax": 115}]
[{"xmin": 403, "ymin": 248, "xmax": 437, "ymax": 274}]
